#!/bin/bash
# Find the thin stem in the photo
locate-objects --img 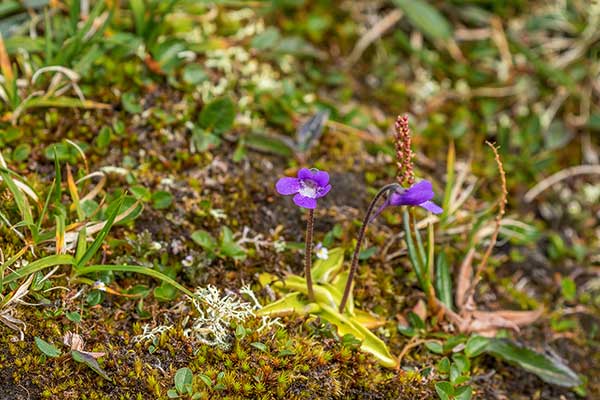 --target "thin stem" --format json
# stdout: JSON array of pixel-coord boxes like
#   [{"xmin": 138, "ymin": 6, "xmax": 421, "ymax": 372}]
[
  {"xmin": 304, "ymin": 209, "xmax": 315, "ymax": 302},
  {"xmin": 339, "ymin": 183, "xmax": 400, "ymax": 313}
]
